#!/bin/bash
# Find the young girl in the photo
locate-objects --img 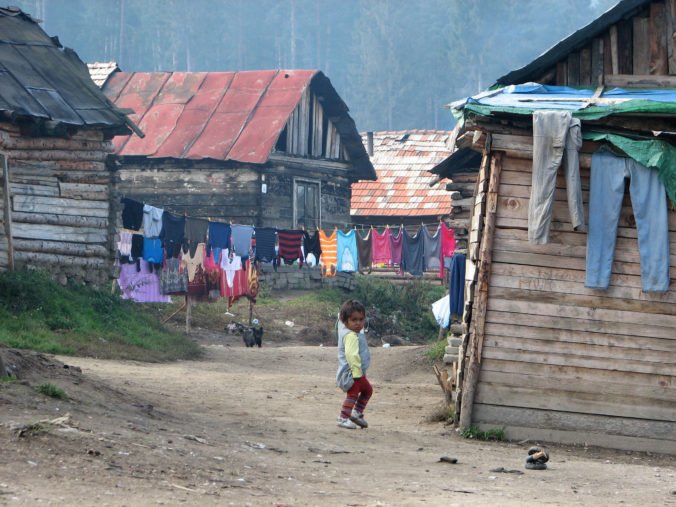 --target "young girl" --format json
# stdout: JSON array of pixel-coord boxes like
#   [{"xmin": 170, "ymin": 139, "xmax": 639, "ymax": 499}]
[{"xmin": 336, "ymin": 299, "xmax": 372, "ymax": 429}]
